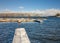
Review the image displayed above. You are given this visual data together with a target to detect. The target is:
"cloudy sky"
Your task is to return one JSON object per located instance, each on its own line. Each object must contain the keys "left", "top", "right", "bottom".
{"left": 0, "top": 0, "right": 60, "bottom": 16}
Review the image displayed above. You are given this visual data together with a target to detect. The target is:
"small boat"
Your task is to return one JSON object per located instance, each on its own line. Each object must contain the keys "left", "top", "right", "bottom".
{"left": 34, "top": 20, "right": 40, "bottom": 23}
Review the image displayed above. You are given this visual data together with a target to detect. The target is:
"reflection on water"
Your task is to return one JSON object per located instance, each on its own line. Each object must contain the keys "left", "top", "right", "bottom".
{"left": 0, "top": 17, "right": 60, "bottom": 43}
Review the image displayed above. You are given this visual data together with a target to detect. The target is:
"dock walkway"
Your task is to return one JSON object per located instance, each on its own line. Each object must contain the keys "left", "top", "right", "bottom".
{"left": 12, "top": 28, "right": 30, "bottom": 43}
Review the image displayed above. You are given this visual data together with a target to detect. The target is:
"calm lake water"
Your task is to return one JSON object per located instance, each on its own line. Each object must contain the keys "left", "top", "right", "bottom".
{"left": 0, "top": 17, "right": 60, "bottom": 43}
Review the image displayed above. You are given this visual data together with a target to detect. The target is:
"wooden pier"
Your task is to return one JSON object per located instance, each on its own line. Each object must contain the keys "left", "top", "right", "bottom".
{"left": 12, "top": 28, "right": 30, "bottom": 43}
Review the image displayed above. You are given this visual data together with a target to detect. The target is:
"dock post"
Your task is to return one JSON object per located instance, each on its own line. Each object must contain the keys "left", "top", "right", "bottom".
{"left": 12, "top": 28, "right": 30, "bottom": 43}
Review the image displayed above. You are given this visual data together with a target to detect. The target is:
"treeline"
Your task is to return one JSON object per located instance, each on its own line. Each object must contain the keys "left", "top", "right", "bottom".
{"left": 0, "top": 13, "right": 40, "bottom": 18}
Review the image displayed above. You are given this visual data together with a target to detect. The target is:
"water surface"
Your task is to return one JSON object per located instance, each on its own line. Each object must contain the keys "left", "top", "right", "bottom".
{"left": 0, "top": 17, "right": 60, "bottom": 43}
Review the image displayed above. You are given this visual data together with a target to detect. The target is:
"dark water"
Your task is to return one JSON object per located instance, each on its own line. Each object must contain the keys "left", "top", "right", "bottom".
{"left": 0, "top": 17, "right": 60, "bottom": 43}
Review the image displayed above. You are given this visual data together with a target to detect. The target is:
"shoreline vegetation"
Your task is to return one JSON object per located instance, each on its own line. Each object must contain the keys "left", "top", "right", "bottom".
{"left": 0, "top": 13, "right": 60, "bottom": 22}
{"left": 0, "top": 18, "right": 34, "bottom": 22}
{"left": 0, "top": 18, "right": 46, "bottom": 23}
{"left": 0, "top": 13, "right": 60, "bottom": 17}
